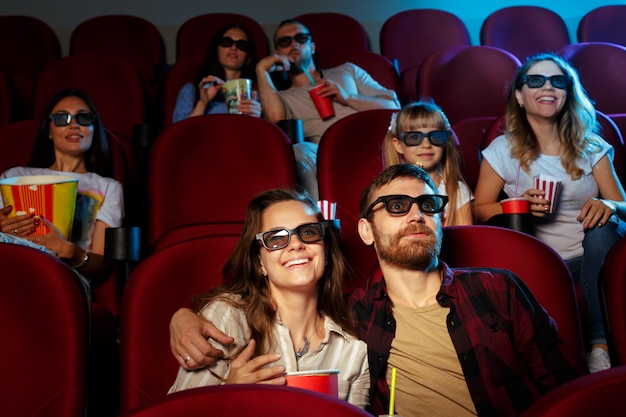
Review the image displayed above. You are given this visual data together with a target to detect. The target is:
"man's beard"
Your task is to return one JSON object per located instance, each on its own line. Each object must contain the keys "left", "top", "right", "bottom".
{"left": 288, "top": 64, "right": 304, "bottom": 75}
{"left": 372, "top": 223, "right": 441, "bottom": 271}
{"left": 287, "top": 50, "right": 308, "bottom": 75}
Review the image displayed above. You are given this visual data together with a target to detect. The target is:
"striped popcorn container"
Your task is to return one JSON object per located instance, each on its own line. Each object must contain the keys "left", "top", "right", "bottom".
{"left": 316, "top": 200, "right": 337, "bottom": 220}
{"left": 533, "top": 174, "right": 562, "bottom": 214}
{"left": 0, "top": 175, "right": 78, "bottom": 239}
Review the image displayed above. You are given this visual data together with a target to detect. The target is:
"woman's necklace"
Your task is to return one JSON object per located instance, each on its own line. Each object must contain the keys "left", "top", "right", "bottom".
{"left": 295, "top": 316, "right": 320, "bottom": 359}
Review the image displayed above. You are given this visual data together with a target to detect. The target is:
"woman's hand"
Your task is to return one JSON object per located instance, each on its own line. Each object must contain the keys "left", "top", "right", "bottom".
{"left": 522, "top": 188, "right": 550, "bottom": 218}
{"left": 578, "top": 198, "right": 617, "bottom": 229}
{"left": 25, "top": 216, "right": 72, "bottom": 257}
{"left": 225, "top": 340, "right": 285, "bottom": 385}
{"left": 0, "top": 206, "right": 37, "bottom": 237}
{"left": 237, "top": 91, "right": 262, "bottom": 117}
{"left": 197, "top": 76, "right": 225, "bottom": 104}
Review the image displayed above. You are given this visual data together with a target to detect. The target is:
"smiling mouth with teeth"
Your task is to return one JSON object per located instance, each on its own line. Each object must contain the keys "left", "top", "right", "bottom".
{"left": 284, "top": 258, "right": 310, "bottom": 268}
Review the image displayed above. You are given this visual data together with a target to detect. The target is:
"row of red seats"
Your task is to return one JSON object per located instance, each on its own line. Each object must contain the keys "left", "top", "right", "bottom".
{"left": 6, "top": 221, "right": 626, "bottom": 416}
{"left": 2, "top": 107, "right": 625, "bottom": 417}
{"left": 2, "top": 107, "right": 625, "bottom": 277}
{"left": 2, "top": 37, "right": 626, "bottom": 148}
{"left": 3, "top": 6, "right": 626, "bottom": 126}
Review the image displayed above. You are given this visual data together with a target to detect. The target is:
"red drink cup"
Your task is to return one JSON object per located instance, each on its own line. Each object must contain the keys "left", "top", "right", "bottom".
{"left": 309, "top": 84, "right": 335, "bottom": 120}
{"left": 284, "top": 369, "right": 339, "bottom": 397}
{"left": 500, "top": 197, "right": 530, "bottom": 214}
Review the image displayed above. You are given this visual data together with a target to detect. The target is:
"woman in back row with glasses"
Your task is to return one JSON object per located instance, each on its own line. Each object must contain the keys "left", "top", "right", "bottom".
{"left": 168, "top": 188, "right": 369, "bottom": 408}
{"left": 0, "top": 88, "right": 124, "bottom": 287}
{"left": 172, "top": 23, "right": 262, "bottom": 123}
{"left": 474, "top": 52, "right": 626, "bottom": 374}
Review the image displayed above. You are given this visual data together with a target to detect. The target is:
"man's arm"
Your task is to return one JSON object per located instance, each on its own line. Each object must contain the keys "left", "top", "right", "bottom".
{"left": 256, "top": 55, "right": 290, "bottom": 123}
{"left": 169, "top": 307, "right": 235, "bottom": 369}
{"left": 344, "top": 92, "right": 400, "bottom": 111}
{"left": 320, "top": 63, "right": 400, "bottom": 111}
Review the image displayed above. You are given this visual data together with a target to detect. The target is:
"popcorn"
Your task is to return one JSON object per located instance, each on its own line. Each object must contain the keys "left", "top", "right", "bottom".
{"left": 316, "top": 200, "right": 337, "bottom": 220}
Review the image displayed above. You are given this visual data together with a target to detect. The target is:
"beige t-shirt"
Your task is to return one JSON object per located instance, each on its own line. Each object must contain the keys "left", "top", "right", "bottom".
{"left": 386, "top": 302, "right": 477, "bottom": 416}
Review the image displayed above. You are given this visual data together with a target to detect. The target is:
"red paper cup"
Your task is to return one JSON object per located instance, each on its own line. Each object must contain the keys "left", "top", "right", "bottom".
{"left": 284, "top": 369, "right": 339, "bottom": 397}
{"left": 500, "top": 197, "right": 530, "bottom": 214}
{"left": 309, "top": 84, "right": 335, "bottom": 120}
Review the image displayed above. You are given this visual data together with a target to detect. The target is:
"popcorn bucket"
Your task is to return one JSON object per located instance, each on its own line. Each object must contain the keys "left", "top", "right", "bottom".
{"left": 533, "top": 174, "right": 562, "bottom": 214}
{"left": 316, "top": 200, "right": 337, "bottom": 220}
{"left": 0, "top": 175, "right": 79, "bottom": 239}
{"left": 221, "top": 78, "right": 252, "bottom": 114}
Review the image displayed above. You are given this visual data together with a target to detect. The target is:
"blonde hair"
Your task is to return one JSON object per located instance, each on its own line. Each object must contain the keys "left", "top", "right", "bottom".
{"left": 506, "top": 53, "right": 604, "bottom": 179}
{"left": 383, "top": 100, "right": 469, "bottom": 226}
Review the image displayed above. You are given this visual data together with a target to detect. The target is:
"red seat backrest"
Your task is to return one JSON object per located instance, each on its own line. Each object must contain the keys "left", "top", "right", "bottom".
{"left": 120, "top": 384, "right": 371, "bottom": 417}
{"left": 317, "top": 109, "right": 396, "bottom": 293}
{"left": 147, "top": 114, "right": 297, "bottom": 247}
{"left": 577, "top": 5, "right": 626, "bottom": 46}
{"left": 161, "top": 53, "right": 205, "bottom": 128}
{"left": 294, "top": 13, "right": 370, "bottom": 70}
{"left": 33, "top": 54, "right": 149, "bottom": 144}
{"left": 480, "top": 6, "right": 570, "bottom": 61}
{"left": 339, "top": 50, "right": 400, "bottom": 97}
{"left": 119, "top": 234, "right": 240, "bottom": 412}
{"left": 70, "top": 15, "right": 166, "bottom": 89}
{"left": 417, "top": 45, "right": 520, "bottom": 125}
{"left": 522, "top": 365, "right": 626, "bottom": 417}
{"left": 176, "top": 13, "right": 268, "bottom": 62}
{"left": 0, "top": 16, "right": 61, "bottom": 119}
{"left": 0, "top": 243, "right": 89, "bottom": 417}
{"left": 439, "top": 225, "right": 587, "bottom": 373}
{"left": 380, "top": 9, "right": 470, "bottom": 103}
{"left": 558, "top": 42, "right": 626, "bottom": 116}
{"left": 451, "top": 116, "right": 499, "bottom": 192}
{"left": 600, "top": 237, "right": 626, "bottom": 366}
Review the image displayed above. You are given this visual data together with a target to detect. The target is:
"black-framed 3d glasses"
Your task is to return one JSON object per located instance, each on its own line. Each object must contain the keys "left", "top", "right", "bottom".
{"left": 49, "top": 112, "right": 96, "bottom": 127}
{"left": 218, "top": 36, "right": 250, "bottom": 52}
{"left": 275, "top": 33, "right": 311, "bottom": 49}
{"left": 366, "top": 194, "right": 449, "bottom": 217}
{"left": 397, "top": 130, "right": 450, "bottom": 147}
{"left": 521, "top": 74, "right": 571, "bottom": 90}
{"left": 256, "top": 220, "right": 335, "bottom": 251}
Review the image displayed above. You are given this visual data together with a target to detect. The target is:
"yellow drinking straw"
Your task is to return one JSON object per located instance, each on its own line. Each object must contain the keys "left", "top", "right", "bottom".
{"left": 389, "top": 367, "right": 397, "bottom": 415}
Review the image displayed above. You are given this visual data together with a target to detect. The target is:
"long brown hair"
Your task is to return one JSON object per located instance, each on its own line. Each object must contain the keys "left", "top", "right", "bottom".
{"left": 383, "top": 100, "right": 469, "bottom": 226}
{"left": 191, "top": 188, "right": 354, "bottom": 357}
{"left": 506, "top": 53, "right": 603, "bottom": 180}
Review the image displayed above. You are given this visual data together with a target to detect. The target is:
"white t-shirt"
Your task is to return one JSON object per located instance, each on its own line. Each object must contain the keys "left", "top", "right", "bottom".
{"left": 438, "top": 180, "right": 473, "bottom": 225}
{"left": 482, "top": 135, "right": 612, "bottom": 260}
{"left": 280, "top": 62, "right": 399, "bottom": 144}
